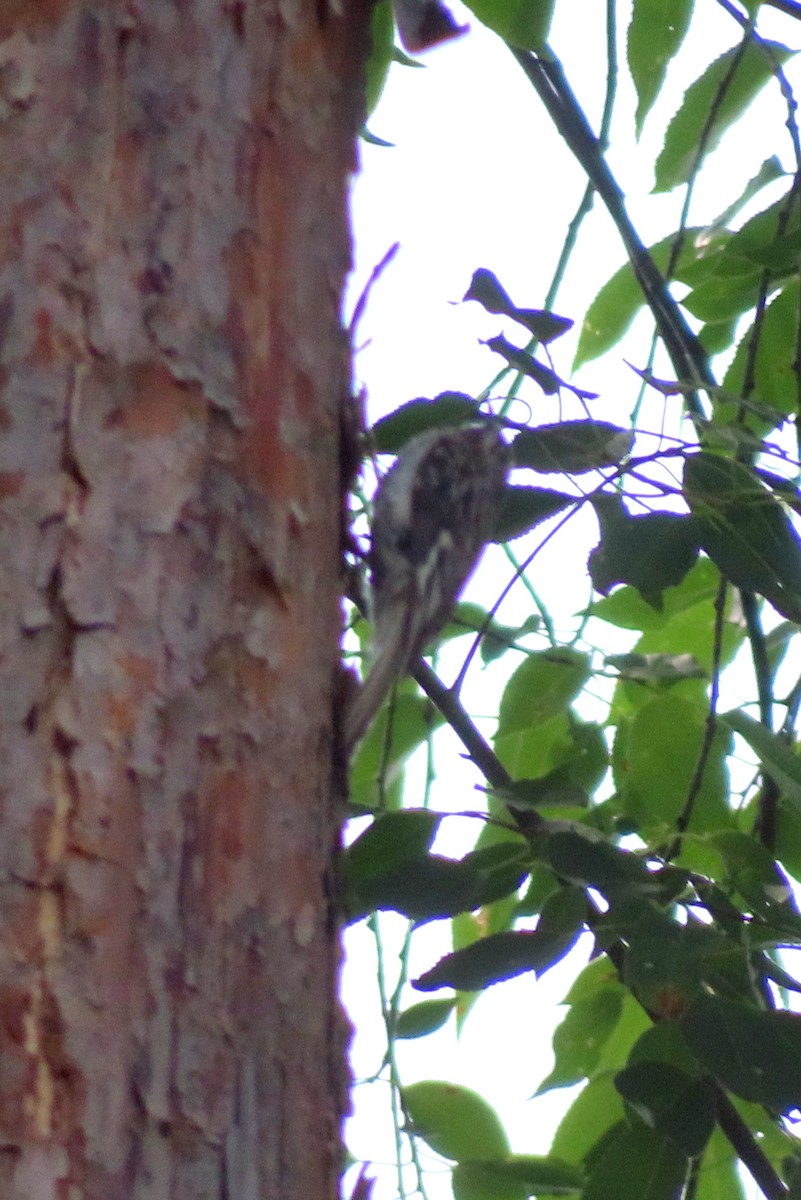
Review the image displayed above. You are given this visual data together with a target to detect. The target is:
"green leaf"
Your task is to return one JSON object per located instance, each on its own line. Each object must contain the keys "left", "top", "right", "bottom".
{"left": 439, "top": 601, "right": 493, "bottom": 645}
{"left": 654, "top": 40, "right": 793, "bottom": 192}
{"left": 359, "top": 126, "right": 395, "bottom": 147}
{"left": 541, "top": 829, "right": 655, "bottom": 895}
{"left": 514, "top": 422, "right": 633, "bottom": 474}
{"left": 575, "top": 230, "right": 705, "bottom": 368}
{"left": 694, "top": 1129, "right": 746, "bottom": 1200}
{"left": 495, "top": 775, "right": 587, "bottom": 812}
{"left": 464, "top": 842, "right": 531, "bottom": 908}
{"left": 453, "top": 1156, "right": 584, "bottom": 1199}
{"left": 735, "top": 1099, "right": 801, "bottom": 1179}
{"left": 554, "top": 719, "right": 609, "bottom": 795}
{"left": 631, "top": 588, "right": 744, "bottom": 679}
{"left": 497, "top": 650, "right": 591, "bottom": 736}
{"left": 460, "top": 0, "right": 555, "bottom": 50}
{"left": 615, "top": 1062, "right": 715, "bottom": 1157}
{"left": 495, "top": 714, "right": 573, "bottom": 782}
{"left": 720, "top": 280, "right": 801, "bottom": 430}
{"left": 682, "top": 995, "right": 801, "bottom": 1112}
{"left": 575, "top": 255, "right": 645, "bottom": 369}
{"left": 777, "top": 792, "right": 801, "bottom": 884}
{"left": 756, "top": 470, "right": 801, "bottom": 520}
{"left": 487, "top": 336, "right": 559, "bottom": 394}
{"left": 371, "top": 393, "right": 482, "bottom": 452}
{"left": 595, "top": 993, "right": 654, "bottom": 1075}
{"left": 617, "top": 693, "right": 730, "bottom": 832}
{"left": 590, "top": 557, "right": 722, "bottom": 632}
{"left": 495, "top": 1154, "right": 585, "bottom": 1190}
{"left": 487, "top": 336, "right": 598, "bottom": 400}
{"left": 515, "top": 865, "right": 562, "bottom": 918}
{"left": 344, "top": 808, "right": 440, "bottom": 884}
{"left": 403, "top": 1081, "right": 510, "bottom": 1161}
{"left": 721, "top": 710, "right": 801, "bottom": 815}
{"left": 493, "top": 485, "right": 574, "bottom": 542}
{"left": 464, "top": 268, "right": 573, "bottom": 343}
{"left": 682, "top": 272, "right": 763, "bottom": 324}
{"left": 354, "top": 852, "right": 482, "bottom": 922}
{"left": 725, "top": 189, "right": 801, "bottom": 271}
{"left": 604, "top": 652, "right": 706, "bottom": 684}
{"left": 582, "top": 1121, "right": 688, "bottom": 1200}
{"left": 551, "top": 1072, "right": 626, "bottom": 1163}
{"left": 627, "top": 0, "right": 693, "bottom": 136}
{"left": 415, "top": 888, "right": 585, "bottom": 992}
{"left": 627, "top": 1019, "right": 702, "bottom": 1077}
{"left": 536, "top": 987, "right": 625, "bottom": 1093}
{"left": 394, "top": 998, "right": 456, "bottom": 1039}
{"left": 563, "top": 954, "right": 619, "bottom": 1005}
{"left": 699, "top": 316, "right": 739, "bottom": 357}
{"left": 440, "top": 604, "right": 539, "bottom": 664}
{"left": 414, "top": 925, "right": 574, "bottom": 992}
{"left": 498, "top": 720, "right": 606, "bottom": 813}
{"left": 481, "top": 614, "right": 542, "bottom": 662}
{"left": 589, "top": 495, "right": 699, "bottom": 607}
{"left": 711, "top": 828, "right": 798, "bottom": 922}
{"left": 704, "top": 155, "right": 785, "bottom": 234}
{"left": 452, "top": 1162, "right": 527, "bottom": 1200}
{"left": 464, "top": 267, "right": 515, "bottom": 313}
{"left": 394, "top": 0, "right": 466, "bottom": 52}
{"left": 348, "top": 690, "right": 443, "bottom": 809}
{"left": 683, "top": 452, "right": 801, "bottom": 622}
{"left": 364, "top": 0, "right": 395, "bottom": 116}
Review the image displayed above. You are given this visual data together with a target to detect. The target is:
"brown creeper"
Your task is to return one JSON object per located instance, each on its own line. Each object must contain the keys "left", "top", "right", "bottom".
{"left": 344, "top": 422, "right": 508, "bottom": 753}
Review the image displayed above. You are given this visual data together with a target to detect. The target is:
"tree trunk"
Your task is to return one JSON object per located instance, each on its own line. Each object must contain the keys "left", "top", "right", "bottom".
{"left": 0, "top": 2, "right": 366, "bottom": 1196}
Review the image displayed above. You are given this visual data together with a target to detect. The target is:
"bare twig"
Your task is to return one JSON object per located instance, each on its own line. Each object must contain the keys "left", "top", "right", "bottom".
{"left": 715, "top": 1086, "right": 788, "bottom": 1200}
{"left": 510, "top": 47, "right": 715, "bottom": 422}
{"left": 765, "top": 0, "right": 801, "bottom": 20}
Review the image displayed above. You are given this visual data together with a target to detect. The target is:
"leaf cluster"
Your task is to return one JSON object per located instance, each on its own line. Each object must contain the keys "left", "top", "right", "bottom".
{"left": 348, "top": 3, "right": 801, "bottom": 1199}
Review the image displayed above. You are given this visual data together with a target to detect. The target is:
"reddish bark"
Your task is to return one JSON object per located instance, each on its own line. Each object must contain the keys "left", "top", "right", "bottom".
{"left": 0, "top": 2, "right": 366, "bottom": 1196}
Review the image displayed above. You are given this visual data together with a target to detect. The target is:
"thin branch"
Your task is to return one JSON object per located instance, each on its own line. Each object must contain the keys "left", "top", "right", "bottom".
{"left": 667, "top": 576, "right": 728, "bottom": 858}
{"left": 349, "top": 242, "right": 400, "bottom": 341}
{"left": 783, "top": 668, "right": 801, "bottom": 734}
{"left": 410, "top": 660, "right": 511, "bottom": 791}
{"left": 510, "top": 46, "right": 715, "bottom": 422}
{"left": 741, "top": 591, "right": 781, "bottom": 851}
{"left": 765, "top": 0, "right": 801, "bottom": 19}
{"left": 715, "top": 1086, "right": 788, "bottom": 1200}
{"left": 540, "top": 0, "right": 619, "bottom": 317}
{"left": 667, "top": 17, "right": 754, "bottom": 285}
{"left": 409, "top": 662, "right": 547, "bottom": 841}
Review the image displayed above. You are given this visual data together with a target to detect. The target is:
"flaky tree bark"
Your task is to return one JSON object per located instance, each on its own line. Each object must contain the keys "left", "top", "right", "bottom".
{"left": 0, "top": 2, "right": 366, "bottom": 1196}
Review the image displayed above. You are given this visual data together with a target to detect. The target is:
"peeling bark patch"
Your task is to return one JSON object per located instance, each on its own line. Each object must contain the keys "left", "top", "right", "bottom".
{"left": 0, "top": 0, "right": 67, "bottom": 42}
{"left": 0, "top": 468, "right": 24, "bottom": 498}
{"left": 0, "top": 294, "right": 14, "bottom": 354}
{"left": 199, "top": 769, "right": 261, "bottom": 918}
{"left": 76, "top": 9, "right": 101, "bottom": 96}
{"left": 104, "top": 365, "right": 204, "bottom": 438}
{"left": 22, "top": 981, "right": 83, "bottom": 1140}
{"left": 46, "top": 727, "right": 74, "bottom": 877}
{"left": 13, "top": 728, "right": 80, "bottom": 1140}
{"left": 227, "top": 0, "right": 246, "bottom": 39}
{"left": 292, "top": 902, "right": 316, "bottom": 948}
{"left": 23, "top": 983, "right": 56, "bottom": 1137}
{"left": 104, "top": 652, "right": 160, "bottom": 744}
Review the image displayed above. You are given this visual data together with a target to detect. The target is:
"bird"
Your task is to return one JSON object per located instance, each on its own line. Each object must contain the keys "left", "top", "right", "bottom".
{"left": 343, "top": 422, "right": 508, "bottom": 754}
